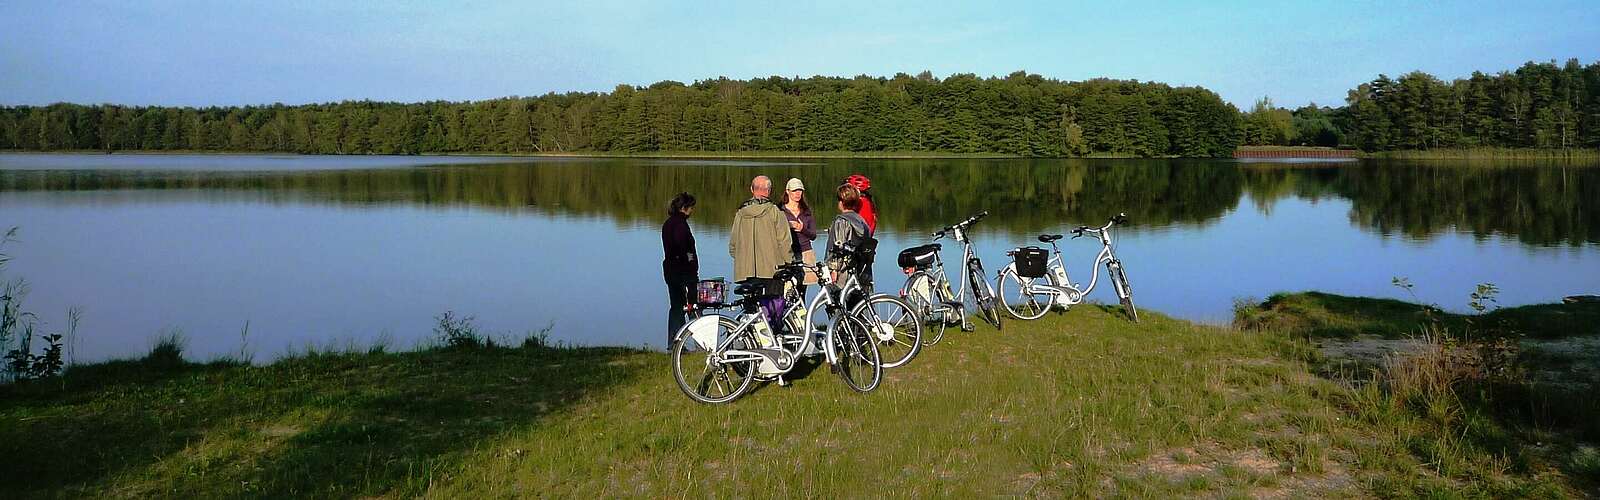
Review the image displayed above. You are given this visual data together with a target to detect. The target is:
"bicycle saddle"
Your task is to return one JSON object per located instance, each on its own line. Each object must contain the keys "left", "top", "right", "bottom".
{"left": 1037, "top": 234, "right": 1064, "bottom": 242}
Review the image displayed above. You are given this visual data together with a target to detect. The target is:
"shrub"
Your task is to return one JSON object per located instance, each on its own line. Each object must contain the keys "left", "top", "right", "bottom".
{"left": 434, "top": 310, "right": 483, "bottom": 349}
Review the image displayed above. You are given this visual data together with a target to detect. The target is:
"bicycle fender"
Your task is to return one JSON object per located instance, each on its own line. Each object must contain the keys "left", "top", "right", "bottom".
{"left": 686, "top": 315, "right": 722, "bottom": 349}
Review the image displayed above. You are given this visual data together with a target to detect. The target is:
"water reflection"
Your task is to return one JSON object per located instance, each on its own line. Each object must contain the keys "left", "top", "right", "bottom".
{"left": 3, "top": 157, "right": 1595, "bottom": 246}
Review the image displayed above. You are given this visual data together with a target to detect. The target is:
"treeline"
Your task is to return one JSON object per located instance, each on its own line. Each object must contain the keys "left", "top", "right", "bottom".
{"left": 1239, "top": 59, "right": 1600, "bottom": 151}
{"left": 4, "top": 61, "right": 1597, "bottom": 156}
{"left": 0, "top": 72, "right": 1242, "bottom": 157}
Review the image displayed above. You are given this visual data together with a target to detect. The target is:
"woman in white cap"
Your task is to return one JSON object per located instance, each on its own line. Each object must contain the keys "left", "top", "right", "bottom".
{"left": 781, "top": 178, "right": 818, "bottom": 288}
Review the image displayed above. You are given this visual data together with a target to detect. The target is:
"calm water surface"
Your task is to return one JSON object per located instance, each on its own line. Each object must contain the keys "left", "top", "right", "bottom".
{"left": 2, "top": 153, "right": 1596, "bottom": 362}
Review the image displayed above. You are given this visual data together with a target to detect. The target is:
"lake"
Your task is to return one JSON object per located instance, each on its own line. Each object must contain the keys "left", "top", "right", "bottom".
{"left": 1, "top": 153, "right": 1596, "bottom": 363}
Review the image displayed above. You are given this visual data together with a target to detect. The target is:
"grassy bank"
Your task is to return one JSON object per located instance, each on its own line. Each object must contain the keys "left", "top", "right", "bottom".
{"left": 1, "top": 150, "right": 1023, "bottom": 159}
{"left": 3, "top": 303, "right": 1596, "bottom": 497}
{"left": 1234, "top": 290, "right": 1600, "bottom": 339}
{"left": 1238, "top": 292, "right": 1600, "bottom": 493}
{"left": 1370, "top": 147, "right": 1600, "bottom": 160}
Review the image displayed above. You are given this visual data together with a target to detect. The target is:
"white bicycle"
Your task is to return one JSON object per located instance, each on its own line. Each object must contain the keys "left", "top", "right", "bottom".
{"left": 995, "top": 213, "right": 1138, "bottom": 323}
{"left": 671, "top": 239, "right": 921, "bottom": 404}
{"left": 899, "top": 211, "right": 1003, "bottom": 344}
{"left": 671, "top": 262, "right": 882, "bottom": 404}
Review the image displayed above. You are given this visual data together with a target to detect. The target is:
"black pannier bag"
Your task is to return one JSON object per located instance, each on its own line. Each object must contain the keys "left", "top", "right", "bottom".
{"left": 1013, "top": 246, "right": 1049, "bottom": 278}
{"left": 897, "top": 244, "right": 940, "bottom": 269}
{"left": 842, "top": 236, "right": 878, "bottom": 267}
{"left": 734, "top": 276, "right": 785, "bottom": 298}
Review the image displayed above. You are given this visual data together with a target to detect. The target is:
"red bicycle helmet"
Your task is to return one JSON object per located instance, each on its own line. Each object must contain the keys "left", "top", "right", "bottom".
{"left": 846, "top": 174, "right": 871, "bottom": 192}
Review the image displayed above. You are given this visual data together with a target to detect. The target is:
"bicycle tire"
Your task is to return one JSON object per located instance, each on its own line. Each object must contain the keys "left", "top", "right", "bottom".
{"left": 829, "top": 314, "right": 882, "bottom": 392}
{"left": 996, "top": 268, "right": 1051, "bottom": 321}
{"left": 671, "top": 316, "right": 757, "bottom": 404}
{"left": 967, "top": 261, "right": 1001, "bottom": 330}
{"left": 901, "top": 271, "right": 948, "bottom": 346}
{"left": 854, "top": 294, "right": 922, "bottom": 368}
{"left": 984, "top": 298, "right": 1004, "bottom": 330}
{"left": 1111, "top": 264, "right": 1139, "bottom": 323}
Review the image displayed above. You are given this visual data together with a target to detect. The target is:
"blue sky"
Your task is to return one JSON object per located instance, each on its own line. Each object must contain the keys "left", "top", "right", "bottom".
{"left": 2, "top": 0, "right": 1596, "bottom": 108}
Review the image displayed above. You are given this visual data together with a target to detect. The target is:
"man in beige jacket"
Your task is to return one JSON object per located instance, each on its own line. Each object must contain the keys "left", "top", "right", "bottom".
{"left": 729, "top": 175, "right": 793, "bottom": 281}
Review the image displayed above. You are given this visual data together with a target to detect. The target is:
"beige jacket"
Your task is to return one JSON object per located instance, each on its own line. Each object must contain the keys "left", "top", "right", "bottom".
{"left": 729, "top": 197, "right": 793, "bottom": 280}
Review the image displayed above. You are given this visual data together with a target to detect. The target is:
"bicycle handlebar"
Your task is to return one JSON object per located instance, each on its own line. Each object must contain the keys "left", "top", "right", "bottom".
{"left": 1074, "top": 213, "right": 1130, "bottom": 238}
{"left": 934, "top": 211, "right": 989, "bottom": 239}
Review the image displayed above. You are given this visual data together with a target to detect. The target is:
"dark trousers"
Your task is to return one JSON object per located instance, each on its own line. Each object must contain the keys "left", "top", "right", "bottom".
{"left": 665, "top": 271, "right": 696, "bottom": 345}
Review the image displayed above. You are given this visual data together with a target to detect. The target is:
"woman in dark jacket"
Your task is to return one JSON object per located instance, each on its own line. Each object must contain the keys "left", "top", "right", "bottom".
{"left": 781, "top": 178, "right": 818, "bottom": 289}
{"left": 662, "top": 192, "right": 698, "bottom": 345}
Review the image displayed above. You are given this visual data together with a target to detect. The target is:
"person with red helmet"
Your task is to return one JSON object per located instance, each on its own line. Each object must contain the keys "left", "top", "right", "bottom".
{"left": 845, "top": 174, "right": 877, "bottom": 233}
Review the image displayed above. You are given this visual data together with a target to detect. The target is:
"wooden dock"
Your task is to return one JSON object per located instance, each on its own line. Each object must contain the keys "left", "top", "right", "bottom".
{"left": 1233, "top": 148, "right": 1359, "bottom": 159}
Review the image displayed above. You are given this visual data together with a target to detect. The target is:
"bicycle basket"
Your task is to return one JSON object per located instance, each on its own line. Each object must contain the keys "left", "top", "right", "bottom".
{"left": 1013, "top": 247, "right": 1049, "bottom": 278}
{"left": 734, "top": 277, "right": 784, "bottom": 298}
{"left": 695, "top": 278, "right": 727, "bottom": 305}
{"left": 897, "top": 244, "right": 940, "bottom": 269}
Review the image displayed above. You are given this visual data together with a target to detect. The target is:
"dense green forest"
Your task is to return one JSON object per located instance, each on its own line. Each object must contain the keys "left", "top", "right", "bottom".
{"left": 0, "top": 72, "right": 1240, "bottom": 157}
{"left": 1, "top": 60, "right": 1597, "bottom": 156}
{"left": 1241, "top": 59, "right": 1600, "bottom": 151}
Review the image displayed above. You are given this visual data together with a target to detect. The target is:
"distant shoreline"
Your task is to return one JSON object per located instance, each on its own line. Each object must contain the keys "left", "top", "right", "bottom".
{"left": 3, "top": 148, "right": 1596, "bottom": 161}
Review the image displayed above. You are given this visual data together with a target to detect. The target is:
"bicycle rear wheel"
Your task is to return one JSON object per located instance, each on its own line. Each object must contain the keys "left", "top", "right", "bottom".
{"left": 901, "top": 271, "right": 948, "bottom": 346}
{"left": 996, "top": 268, "right": 1051, "bottom": 321}
{"left": 829, "top": 314, "right": 882, "bottom": 392}
{"left": 671, "top": 316, "right": 756, "bottom": 404}
{"left": 855, "top": 294, "right": 922, "bottom": 368}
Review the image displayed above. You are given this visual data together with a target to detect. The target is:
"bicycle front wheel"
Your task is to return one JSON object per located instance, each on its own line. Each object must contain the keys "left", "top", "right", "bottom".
{"left": 968, "top": 262, "right": 1002, "bottom": 330}
{"left": 901, "top": 271, "right": 948, "bottom": 346}
{"left": 1110, "top": 262, "right": 1139, "bottom": 323}
{"left": 671, "top": 316, "right": 756, "bottom": 404}
{"left": 996, "top": 268, "right": 1051, "bottom": 321}
{"left": 854, "top": 294, "right": 922, "bottom": 368}
{"left": 829, "top": 314, "right": 883, "bottom": 392}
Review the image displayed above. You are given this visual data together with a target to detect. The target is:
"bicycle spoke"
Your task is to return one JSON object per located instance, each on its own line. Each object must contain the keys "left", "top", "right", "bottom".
{"left": 696, "top": 365, "right": 716, "bottom": 395}
{"left": 714, "top": 368, "right": 734, "bottom": 396}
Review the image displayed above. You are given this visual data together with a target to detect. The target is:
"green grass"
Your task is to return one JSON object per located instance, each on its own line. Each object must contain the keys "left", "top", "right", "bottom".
{"left": 2, "top": 304, "right": 1593, "bottom": 497}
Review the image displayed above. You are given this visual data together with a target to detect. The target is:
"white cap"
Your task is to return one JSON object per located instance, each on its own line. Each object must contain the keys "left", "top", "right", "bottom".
{"left": 786, "top": 178, "right": 805, "bottom": 191}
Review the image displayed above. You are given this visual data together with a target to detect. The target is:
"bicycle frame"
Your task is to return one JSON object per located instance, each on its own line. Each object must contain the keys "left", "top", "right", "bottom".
{"left": 1014, "top": 218, "right": 1127, "bottom": 307}
{"left": 902, "top": 213, "right": 995, "bottom": 331}
{"left": 680, "top": 266, "right": 851, "bottom": 378}
{"left": 1073, "top": 220, "right": 1130, "bottom": 301}
{"left": 806, "top": 260, "right": 890, "bottom": 362}
{"left": 750, "top": 262, "right": 880, "bottom": 362}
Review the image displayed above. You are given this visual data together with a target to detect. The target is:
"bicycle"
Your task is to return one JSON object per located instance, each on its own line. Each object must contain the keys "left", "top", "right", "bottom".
{"left": 801, "top": 238, "right": 923, "bottom": 369}
{"left": 899, "top": 211, "right": 1002, "bottom": 342}
{"left": 995, "top": 213, "right": 1138, "bottom": 323}
{"left": 671, "top": 262, "right": 883, "bottom": 404}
